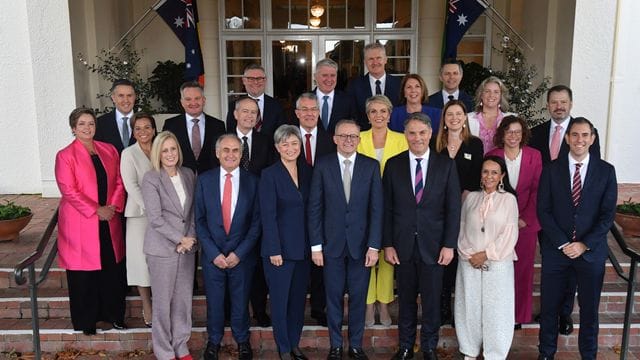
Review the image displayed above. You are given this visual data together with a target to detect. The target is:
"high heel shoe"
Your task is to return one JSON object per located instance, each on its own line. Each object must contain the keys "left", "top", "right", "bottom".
{"left": 142, "top": 310, "right": 152, "bottom": 328}
{"left": 365, "top": 303, "right": 375, "bottom": 327}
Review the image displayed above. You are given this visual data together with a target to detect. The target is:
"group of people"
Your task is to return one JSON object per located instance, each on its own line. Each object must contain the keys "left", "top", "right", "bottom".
{"left": 54, "top": 41, "right": 617, "bottom": 360}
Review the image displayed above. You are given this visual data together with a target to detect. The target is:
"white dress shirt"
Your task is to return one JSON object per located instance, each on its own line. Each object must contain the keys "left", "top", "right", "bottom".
{"left": 368, "top": 73, "right": 387, "bottom": 95}
{"left": 505, "top": 149, "right": 522, "bottom": 189}
{"left": 219, "top": 167, "right": 240, "bottom": 220}
{"left": 236, "top": 128, "right": 253, "bottom": 156}
{"left": 316, "top": 89, "right": 335, "bottom": 120}
{"left": 115, "top": 109, "right": 134, "bottom": 141}
{"left": 548, "top": 116, "right": 571, "bottom": 145}
{"left": 441, "top": 89, "right": 460, "bottom": 104}
{"left": 300, "top": 126, "right": 318, "bottom": 163}
{"left": 185, "top": 113, "right": 205, "bottom": 147}
{"left": 249, "top": 93, "right": 265, "bottom": 116}
{"left": 409, "top": 149, "right": 430, "bottom": 194}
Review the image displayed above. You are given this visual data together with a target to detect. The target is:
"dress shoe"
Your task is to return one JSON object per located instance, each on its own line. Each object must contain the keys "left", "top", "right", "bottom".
{"left": 391, "top": 348, "right": 413, "bottom": 360}
{"left": 290, "top": 347, "right": 308, "bottom": 360}
{"left": 142, "top": 310, "right": 152, "bottom": 328}
{"left": 254, "top": 312, "right": 271, "bottom": 327}
{"left": 178, "top": 354, "right": 193, "bottom": 360}
{"left": 514, "top": 323, "right": 522, "bottom": 330}
{"left": 312, "top": 312, "right": 328, "bottom": 327}
{"left": 534, "top": 313, "right": 541, "bottom": 323}
{"left": 348, "top": 347, "right": 368, "bottom": 360}
{"left": 279, "top": 352, "right": 292, "bottom": 360}
{"left": 422, "top": 349, "right": 438, "bottom": 360}
{"left": 203, "top": 342, "right": 220, "bottom": 360}
{"left": 238, "top": 341, "right": 253, "bottom": 360}
{"left": 558, "top": 315, "right": 574, "bottom": 335}
{"left": 537, "top": 355, "right": 554, "bottom": 360}
{"left": 327, "top": 346, "right": 343, "bottom": 360}
{"left": 82, "top": 328, "right": 96, "bottom": 336}
{"left": 112, "top": 321, "right": 127, "bottom": 330}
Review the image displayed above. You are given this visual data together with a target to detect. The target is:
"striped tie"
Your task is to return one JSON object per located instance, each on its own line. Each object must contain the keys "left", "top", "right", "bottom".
{"left": 415, "top": 158, "right": 423, "bottom": 204}
{"left": 571, "top": 163, "right": 582, "bottom": 241}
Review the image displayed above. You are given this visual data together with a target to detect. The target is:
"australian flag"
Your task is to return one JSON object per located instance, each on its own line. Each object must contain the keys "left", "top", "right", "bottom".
{"left": 155, "top": 0, "right": 205, "bottom": 84}
{"left": 443, "top": 0, "right": 486, "bottom": 59}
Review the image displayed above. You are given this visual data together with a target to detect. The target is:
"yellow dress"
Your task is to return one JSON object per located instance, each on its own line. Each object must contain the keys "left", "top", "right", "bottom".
{"left": 357, "top": 129, "right": 408, "bottom": 304}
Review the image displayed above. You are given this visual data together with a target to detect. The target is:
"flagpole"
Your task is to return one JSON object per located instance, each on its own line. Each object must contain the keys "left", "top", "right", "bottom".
{"left": 109, "top": 0, "right": 165, "bottom": 53}
{"left": 476, "top": 0, "right": 534, "bottom": 51}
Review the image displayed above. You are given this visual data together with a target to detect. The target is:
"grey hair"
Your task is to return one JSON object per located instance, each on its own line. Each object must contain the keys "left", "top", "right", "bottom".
{"left": 364, "top": 43, "right": 386, "bottom": 57}
{"left": 274, "top": 124, "right": 303, "bottom": 145}
{"left": 215, "top": 133, "right": 243, "bottom": 156}
{"left": 295, "top": 92, "right": 319, "bottom": 109}
{"left": 403, "top": 112, "right": 432, "bottom": 129}
{"left": 316, "top": 58, "right": 338, "bottom": 72}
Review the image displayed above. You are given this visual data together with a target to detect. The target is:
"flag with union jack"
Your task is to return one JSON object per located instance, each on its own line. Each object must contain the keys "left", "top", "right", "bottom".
{"left": 443, "top": 0, "right": 486, "bottom": 60}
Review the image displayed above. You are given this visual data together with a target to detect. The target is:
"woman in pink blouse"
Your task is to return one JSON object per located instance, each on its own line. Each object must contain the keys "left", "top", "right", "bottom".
{"left": 454, "top": 155, "right": 519, "bottom": 360}
{"left": 467, "top": 77, "right": 515, "bottom": 154}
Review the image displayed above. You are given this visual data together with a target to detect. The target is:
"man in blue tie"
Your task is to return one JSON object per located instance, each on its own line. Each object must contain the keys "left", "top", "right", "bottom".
{"left": 312, "top": 58, "right": 354, "bottom": 135}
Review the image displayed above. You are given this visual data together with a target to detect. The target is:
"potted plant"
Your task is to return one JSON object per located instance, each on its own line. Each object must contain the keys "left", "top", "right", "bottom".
{"left": 615, "top": 198, "right": 640, "bottom": 237}
{"left": 0, "top": 200, "right": 33, "bottom": 241}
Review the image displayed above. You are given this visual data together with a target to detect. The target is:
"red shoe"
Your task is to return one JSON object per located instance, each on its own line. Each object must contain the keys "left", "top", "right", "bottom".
{"left": 178, "top": 354, "right": 193, "bottom": 360}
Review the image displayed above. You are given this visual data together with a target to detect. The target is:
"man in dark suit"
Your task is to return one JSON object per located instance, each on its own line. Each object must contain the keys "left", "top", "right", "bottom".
{"left": 427, "top": 60, "right": 474, "bottom": 111}
{"left": 383, "top": 112, "right": 461, "bottom": 360}
{"left": 163, "top": 81, "right": 226, "bottom": 174}
{"left": 312, "top": 58, "right": 355, "bottom": 134}
{"left": 195, "top": 134, "right": 261, "bottom": 360}
{"left": 231, "top": 96, "right": 274, "bottom": 327}
{"left": 529, "top": 85, "right": 601, "bottom": 335}
{"left": 537, "top": 118, "right": 617, "bottom": 360}
{"left": 293, "top": 92, "right": 336, "bottom": 326}
{"left": 95, "top": 79, "right": 137, "bottom": 153}
{"left": 347, "top": 43, "right": 401, "bottom": 130}
{"left": 308, "top": 120, "right": 383, "bottom": 360}
{"left": 226, "top": 64, "right": 287, "bottom": 140}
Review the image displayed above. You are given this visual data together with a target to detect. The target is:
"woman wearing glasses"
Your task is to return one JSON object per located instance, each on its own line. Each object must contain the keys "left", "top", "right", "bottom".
{"left": 454, "top": 155, "right": 519, "bottom": 360}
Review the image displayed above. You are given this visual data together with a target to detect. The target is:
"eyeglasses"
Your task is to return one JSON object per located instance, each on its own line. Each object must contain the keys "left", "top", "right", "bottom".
{"left": 335, "top": 134, "right": 360, "bottom": 141}
{"left": 244, "top": 76, "right": 266, "bottom": 82}
{"left": 297, "top": 107, "right": 319, "bottom": 112}
{"left": 505, "top": 130, "right": 522, "bottom": 136}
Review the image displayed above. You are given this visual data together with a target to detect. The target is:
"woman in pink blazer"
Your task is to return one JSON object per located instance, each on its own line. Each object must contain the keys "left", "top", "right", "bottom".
{"left": 487, "top": 115, "right": 542, "bottom": 328}
{"left": 55, "top": 107, "right": 127, "bottom": 335}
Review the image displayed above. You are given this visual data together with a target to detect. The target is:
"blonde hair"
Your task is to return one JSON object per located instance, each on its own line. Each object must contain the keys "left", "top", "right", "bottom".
{"left": 474, "top": 76, "right": 510, "bottom": 112}
{"left": 150, "top": 131, "right": 183, "bottom": 171}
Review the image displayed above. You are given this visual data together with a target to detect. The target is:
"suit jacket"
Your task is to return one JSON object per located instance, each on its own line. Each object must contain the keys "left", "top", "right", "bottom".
{"left": 299, "top": 125, "right": 336, "bottom": 166}
{"left": 308, "top": 153, "right": 383, "bottom": 259}
{"left": 55, "top": 140, "right": 126, "bottom": 270}
{"left": 259, "top": 161, "right": 312, "bottom": 260}
{"left": 530, "top": 118, "right": 602, "bottom": 164}
{"left": 95, "top": 111, "right": 135, "bottom": 154}
{"left": 141, "top": 166, "right": 196, "bottom": 257}
{"left": 427, "top": 89, "right": 474, "bottom": 111}
{"left": 120, "top": 142, "right": 153, "bottom": 218}
{"left": 382, "top": 151, "right": 461, "bottom": 264}
{"left": 226, "top": 94, "right": 286, "bottom": 140}
{"left": 347, "top": 73, "right": 401, "bottom": 130}
{"left": 162, "top": 113, "right": 226, "bottom": 174}
{"left": 195, "top": 167, "right": 261, "bottom": 263}
{"left": 312, "top": 88, "right": 355, "bottom": 134}
{"left": 232, "top": 130, "right": 274, "bottom": 177}
{"left": 537, "top": 155, "right": 617, "bottom": 263}
{"left": 357, "top": 129, "right": 408, "bottom": 174}
{"left": 487, "top": 146, "right": 542, "bottom": 233}
{"left": 434, "top": 136, "right": 484, "bottom": 193}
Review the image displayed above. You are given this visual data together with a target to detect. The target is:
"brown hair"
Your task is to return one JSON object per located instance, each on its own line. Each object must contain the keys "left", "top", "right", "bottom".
{"left": 435, "top": 100, "right": 472, "bottom": 152}
{"left": 493, "top": 115, "right": 530, "bottom": 148}
{"left": 399, "top": 74, "right": 428, "bottom": 105}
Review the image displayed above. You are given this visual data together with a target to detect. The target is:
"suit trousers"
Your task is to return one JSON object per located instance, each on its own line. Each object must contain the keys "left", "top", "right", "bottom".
{"left": 324, "top": 255, "right": 371, "bottom": 348}
{"left": 202, "top": 255, "right": 255, "bottom": 344}
{"left": 310, "top": 262, "right": 326, "bottom": 317}
{"left": 396, "top": 258, "right": 443, "bottom": 351}
{"left": 264, "top": 258, "right": 310, "bottom": 353}
{"left": 538, "top": 250, "right": 605, "bottom": 360}
{"left": 147, "top": 252, "right": 195, "bottom": 360}
{"left": 250, "top": 255, "right": 269, "bottom": 317}
{"left": 514, "top": 228, "right": 537, "bottom": 324}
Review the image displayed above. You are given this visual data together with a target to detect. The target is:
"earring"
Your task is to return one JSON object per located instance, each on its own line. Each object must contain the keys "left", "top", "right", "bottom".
{"left": 479, "top": 101, "right": 483, "bottom": 107}
{"left": 463, "top": 123, "right": 466, "bottom": 128}
{"left": 498, "top": 179, "right": 505, "bottom": 192}
{"left": 444, "top": 125, "right": 448, "bottom": 130}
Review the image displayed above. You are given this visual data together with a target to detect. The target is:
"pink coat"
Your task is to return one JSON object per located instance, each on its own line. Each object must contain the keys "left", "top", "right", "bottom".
{"left": 55, "top": 139, "right": 126, "bottom": 270}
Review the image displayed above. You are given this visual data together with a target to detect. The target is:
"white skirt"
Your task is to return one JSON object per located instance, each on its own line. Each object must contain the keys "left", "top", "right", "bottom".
{"left": 125, "top": 216, "right": 151, "bottom": 287}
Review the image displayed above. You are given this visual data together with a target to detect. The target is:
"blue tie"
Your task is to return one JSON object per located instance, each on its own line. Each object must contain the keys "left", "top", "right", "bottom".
{"left": 321, "top": 95, "right": 329, "bottom": 129}
{"left": 415, "top": 158, "right": 423, "bottom": 203}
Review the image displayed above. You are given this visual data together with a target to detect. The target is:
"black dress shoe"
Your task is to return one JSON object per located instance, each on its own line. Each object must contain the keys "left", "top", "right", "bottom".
{"left": 422, "top": 349, "right": 438, "bottom": 360}
{"left": 558, "top": 315, "right": 574, "bottom": 335}
{"left": 254, "top": 312, "right": 272, "bottom": 327}
{"left": 312, "top": 312, "right": 328, "bottom": 327}
{"left": 238, "top": 341, "right": 253, "bottom": 360}
{"left": 348, "top": 347, "right": 368, "bottom": 360}
{"left": 82, "top": 328, "right": 96, "bottom": 336}
{"left": 534, "top": 313, "right": 541, "bottom": 323}
{"left": 391, "top": 348, "right": 413, "bottom": 360}
{"left": 112, "top": 321, "right": 127, "bottom": 330}
{"left": 327, "top": 346, "right": 343, "bottom": 360}
{"left": 203, "top": 342, "right": 220, "bottom": 360}
{"left": 279, "top": 352, "right": 292, "bottom": 360}
{"left": 290, "top": 347, "right": 308, "bottom": 360}
{"left": 514, "top": 323, "right": 522, "bottom": 330}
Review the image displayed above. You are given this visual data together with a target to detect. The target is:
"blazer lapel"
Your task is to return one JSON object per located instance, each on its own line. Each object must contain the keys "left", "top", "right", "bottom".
{"left": 420, "top": 152, "right": 438, "bottom": 206}
{"left": 396, "top": 152, "right": 415, "bottom": 204}
{"left": 178, "top": 167, "right": 193, "bottom": 219}
{"left": 160, "top": 170, "right": 183, "bottom": 215}
{"left": 331, "top": 155, "right": 348, "bottom": 204}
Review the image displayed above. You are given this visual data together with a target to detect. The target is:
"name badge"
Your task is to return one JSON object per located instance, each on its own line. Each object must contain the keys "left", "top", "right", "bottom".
{"left": 464, "top": 153, "right": 472, "bottom": 160}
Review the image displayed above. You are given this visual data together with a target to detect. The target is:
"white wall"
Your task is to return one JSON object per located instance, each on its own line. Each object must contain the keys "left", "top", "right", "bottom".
{"left": 0, "top": 1, "right": 76, "bottom": 196}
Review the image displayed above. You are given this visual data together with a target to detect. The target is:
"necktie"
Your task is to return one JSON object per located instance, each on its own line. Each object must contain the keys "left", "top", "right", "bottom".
{"left": 304, "top": 133, "right": 313, "bottom": 166}
{"left": 121, "top": 117, "right": 129, "bottom": 148}
{"left": 254, "top": 98, "right": 263, "bottom": 132}
{"left": 191, "top": 119, "right": 202, "bottom": 159}
{"left": 222, "top": 173, "right": 232, "bottom": 234}
{"left": 550, "top": 125, "right": 562, "bottom": 160}
{"left": 321, "top": 95, "right": 329, "bottom": 130}
{"left": 375, "top": 79, "right": 382, "bottom": 95}
{"left": 241, "top": 136, "right": 250, "bottom": 171}
{"left": 415, "top": 158, "right": 423, "bottom": 204}
{"left": 571, "top": 163, "right": 582, "bottom": 241}
{"left": 343, "top": 159, "right": 352, "bottom": 203}
{"left": 447, "top": 95, "right": 455, "bottom": 102}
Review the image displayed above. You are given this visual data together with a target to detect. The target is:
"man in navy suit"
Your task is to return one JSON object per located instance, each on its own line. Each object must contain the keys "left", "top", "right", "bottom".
{"left": 308, "top": 120, "right": 383, "bottom": 360}
{"left": 95, "top": 79, "right": 137, "bottom": 153}
{"left": 529, "top": 85, "right": 601, "bottom": 335}
{"left": 195, "top": 134, "right": 261, "bottom": 360}
{"left": 537, "top": 118, "right": 617, "bottom": 360}
{"left": 163, "top": 81, "right": 226, "bottom": 174}
{"left": 427, "top": 60, "right": 474, "bottom": 111}
{"left": 226, "top": 64, "right": 287, "bottom": 140}
{"left": 347, "top": 43, "right": 401, "bottom": 131}
{"left": 312, "top": 58, "right": 355, "bottom": 134}
{"left": 383, "top": 112, "right": 461, "bottom": 360}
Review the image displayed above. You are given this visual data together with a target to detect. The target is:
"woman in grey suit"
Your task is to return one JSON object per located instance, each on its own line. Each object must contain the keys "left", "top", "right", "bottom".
{"left": 120, "top": 113, "right": 156, "bottom": 327}
{"left": 141, "top": 131, "right": 197, "bottom": 360}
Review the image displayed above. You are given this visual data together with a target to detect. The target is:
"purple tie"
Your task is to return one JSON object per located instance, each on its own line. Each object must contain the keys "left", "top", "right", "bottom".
{"left": 415, "top": 158, "right": 423, "bottom": 203}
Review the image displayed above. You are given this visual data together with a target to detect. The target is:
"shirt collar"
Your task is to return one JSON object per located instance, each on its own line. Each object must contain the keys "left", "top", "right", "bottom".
{"left": 300, "top": 126, "right": 318, "bottom": 137}
{"left": 236, "top": 128, "right": 253, "bottom": 139}
{"left": 442, "top": 89, "right": 460, "bottom": 98}
{"left": 569, "top": 152, "right": 590, "bottom": 168}
{"left": 337, "top": 152, "right": 355, "bottom": 164}
{"left": 115, "top": 109, "right": 134, "bottom": 121}
{"left": 409, "top": 148, "right": 430, "bottom": 162}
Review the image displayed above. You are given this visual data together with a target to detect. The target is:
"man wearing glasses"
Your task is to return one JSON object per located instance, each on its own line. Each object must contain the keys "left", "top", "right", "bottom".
{"left": 308, "top": 119, "right": 383, "bottom": 360}
{"left": 226, "top": 64, "right": 287, "bottom": 140}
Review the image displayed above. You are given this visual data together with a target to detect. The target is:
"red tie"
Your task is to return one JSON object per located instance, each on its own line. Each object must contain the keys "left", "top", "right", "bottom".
{"left": 222, "top": 173, "right": 232, "bottom": 234}
{"left": 305, "top": 133, "right": 313, "bottom": 166}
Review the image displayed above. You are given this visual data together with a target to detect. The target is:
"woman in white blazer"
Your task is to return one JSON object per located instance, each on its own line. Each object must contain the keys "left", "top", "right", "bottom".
{"left": 120, "top": 113, "right": 156, "bottom": 327}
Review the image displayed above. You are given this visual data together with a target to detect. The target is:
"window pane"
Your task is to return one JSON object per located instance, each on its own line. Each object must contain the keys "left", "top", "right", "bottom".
{"left": 291, "top": 2, "right": 309, "bottom": 29}
{"left": 227, "top": 76, "right": 245, "bottom": 94}
{"left": 387, "top": 58, "right": 409, "bottom": 75}
{"left": 377, "top": 39, "right": 410, "bottom": 75}
{"left": 395, "top": 0, "right": 411, "bottom": 28}
{"left": 348, "top": 1, "right": 365, "bottom": 28}
{"left": 272, "top": 0, "right": 290, "bottom": 29}
{"left": 377, "top": 0, "right": 411, "bottom": 29}
{"left": 272, "top": 40, "right": 313, "bottom": 115}
{"left": 224, "top": 0, "right": 261, "bottom": 29}
{"left": 227, "top": 59, "right": 261, "bottom": 75}
{"left": 226, "top": 40, "right": 261, "bottom": 58}
{"left": 328, "top": 0, "right": 345, "bottom": 28}
{"left": 324, "top": 40, "right": 365, "bottom": 91}
{"left": 225, "top": 40, "right": 262, "bottom": 95}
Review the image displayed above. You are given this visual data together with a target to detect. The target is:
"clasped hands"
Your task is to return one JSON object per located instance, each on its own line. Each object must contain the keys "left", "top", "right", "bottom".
{"left": 96, "top": 205, "right": 116, "bottom": 221}
{"left": 176, "top": 236, "right": 197, "bottom": 254}
{"left": 562, "top": 241, "right": 587, "bottom": 259}
{"left": 213, "top": 252, "right": 240, "bottom": 269}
